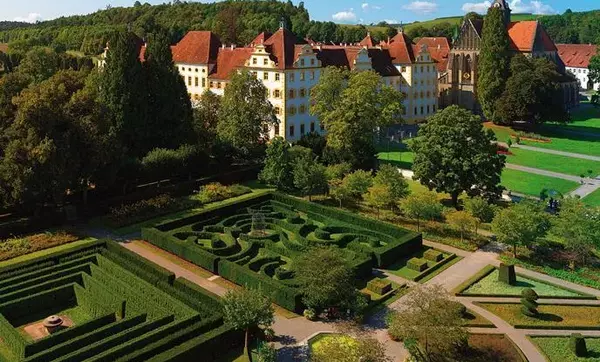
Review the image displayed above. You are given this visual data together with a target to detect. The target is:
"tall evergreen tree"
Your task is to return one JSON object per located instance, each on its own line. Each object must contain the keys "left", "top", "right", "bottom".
{"left": 477, "top": 6, "right": 510, "bottom": 121}
{"left": 99, "top": 31, "right": 147, "bottom": 157}
{"left": 143, "top": 29, "right": 193, "bottom": 153}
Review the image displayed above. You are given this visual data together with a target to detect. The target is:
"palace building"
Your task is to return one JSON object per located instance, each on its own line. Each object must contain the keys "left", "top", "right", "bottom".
{"left": 557, "top": 44, "right": 599, "bottom": 91}
{"left": 167, "top": 24, "right": 440, "bottom": 141}
{"left": 439, "top": 0, "right": 579, "bottom": 114}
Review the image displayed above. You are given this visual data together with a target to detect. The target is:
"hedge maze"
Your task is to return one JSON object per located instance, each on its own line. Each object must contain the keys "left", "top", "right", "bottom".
{"left": 0, "top": 240, "right": 240, "bottom": 362}
{"left": 142, "top": 193, "right": 422, "bottom": 312}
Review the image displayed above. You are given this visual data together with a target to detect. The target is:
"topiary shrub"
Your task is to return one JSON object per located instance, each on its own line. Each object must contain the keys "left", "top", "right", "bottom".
{"left": 407, "top": 257, "right": 428, "bottom": 272}
{"left": 303, "top": 308, "right": 317, "bottom": 321}
{"left": 569, "top": 333, "right": 588, "bottom": 357}
{"left": 498, "top": 263, "right": 516, "bottom": 285}
{"left": 423, "top": 249, "right": 443, "bottom": 262}
{"left": 367, "top": 278, "right": 392, "bottom": 295}
{"left": 446, "top": 300, "right": 467, "bottom": 317}
{"left": 520, "top": 288, "right": 539, "bottom": 317}
{"left": 313, "top": 229, "right": 331, "bottom": 240}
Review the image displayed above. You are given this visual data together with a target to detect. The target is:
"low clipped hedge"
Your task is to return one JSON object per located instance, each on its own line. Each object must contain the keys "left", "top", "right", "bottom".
{"left": 367, "top": 278, "right": 392, "bottom": 295}
{"left": 104, "top": 240, "right": 175, "bottom": 286}
{"left": 171, "top": 277, "right": 223, "bottom": 318}
{"left": 407, "top": 257, "right": 428, "bottom": 272}
{"left": 0, "top": 283, "right": 77, "bottom": 323}
{"left": 0, "top": 313, "right": 27, "bottom": 358}
{"left": 452, "top": 265, "right": 496, "bottom": 295}
{"left": 424, "top": 249, "right": 443, "bottom": 262}
{"left": 412, "top": 254, "right": 457, "bottom": 282}
{"left": 219, "top": 259, "right": 302, "bottom": 312}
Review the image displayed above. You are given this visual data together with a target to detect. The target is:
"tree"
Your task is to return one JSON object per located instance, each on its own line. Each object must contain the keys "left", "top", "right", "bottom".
{"left": 329, "top": 178, "right": 352, "bottom": 207}
{"left": 464, "top": 196, "right": 497, "bottom": 234}
{"left": 363, "top": 185, "right": 392, "bottom": 218}
{"left": 143, "top": 29, "right": 193, "bottom": 153}
{"left": 387, "top": 284, "right": 468, "bottom": 359}
{"left": 589, "top": 54, "right": 600, "bottom": 88}
{"left": 491, "top": 201, "right": 551, "bottom": 258}
{"left": 477, "top": 6, "right": 510, "bottom": 121}
{"left": 295, "top": 131, "right": 327, "bottom": 159}
{"left": 399, "top": 191, "right": 443, "bottom": 231}
{"left": 374, "top": 163, "right": 409, "bottom": 202}
{"left": 222, "top": 288, "right": 275, "bottom": 361}
{"left": 551, "top": 198, "right": 600, "bottom": 266}
{"left": 446, "top": 210, "right": 477, "bottom": 242}
{"left": 520, "top": 288, "right": 539, "bottom": 317}
{"left": 325, "top": 163, "right": 352, "bottom": 181}
{"left": 99, "top": 31, "right": 147, "bottom": 157}
{"left": 16, "top": 47, "right": 60, "bottom": 83}
{"left": 295, "top": 247, "right": 357, "bottom": 313}
{"left": 293, "top": 156, "right": 328, "bottom": 201}
{"left": 0, "top": 72, "right": 30, "bottom": 134}
{"left": 311, "top": 68, "right": 404, "bottom": 169}
{"left": 343, "top": 170, "right": 373, "bottom": 200}
{"left": 411, "top": 105, "right": 505, "bottom": 207}
{"left": 259, "top": 137, "right": 294, "bottom": 191}
{"left": 495, "top": 55, "right": 568, "bottom": 125}
{"left": 217, "top": 69, "right": 277, "bottom": 155}
{"left": 192, "top": 89, "right": 221, "bottom": 148}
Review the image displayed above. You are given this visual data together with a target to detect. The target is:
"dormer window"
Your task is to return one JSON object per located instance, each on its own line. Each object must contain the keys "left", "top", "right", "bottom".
{"left": 300, "top": 59, "right": 305, "bottom": 66}
{"left": 253, "top": 58, "right": 257, "bottom": 65}
{"left": 263, "top": 59, "right": 268, "bottom": 66}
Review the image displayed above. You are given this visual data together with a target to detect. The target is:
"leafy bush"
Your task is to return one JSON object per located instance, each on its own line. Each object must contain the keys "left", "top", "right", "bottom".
{"left": 108, "top": 194, "right": 194, "bottom": 228}
{"left": 303, "top": 308, "right": 317, "bottom": 320}
{"left": 407, "top": 257, "right": 428, "bottom": 272}
{"left": 0, "top": 231, "right": 79, "bottom": 261}
{"left": 141, "top": 144, "right": 207, "bottom": 181}
{"left": 569, "top": 333, "right": 588, "bottom": 357}
{"left": 367, "top": 278, "right": 392, "bottom": 295}
{"left": 194, "top": 183, "right": 251, "bottom": 204}
{"left": 423, "top": 249, "right": 443, "bottom": 262}
{"left": 521, "top": 288, "right": 539, "bottom": 317}
{"left": 313, "top": 229, "right": 331, "bottom": 240}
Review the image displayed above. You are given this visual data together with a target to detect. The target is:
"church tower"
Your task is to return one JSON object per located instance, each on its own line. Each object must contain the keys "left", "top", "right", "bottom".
{"left": 492, "top": 0, "right": 512, "bottom": 27}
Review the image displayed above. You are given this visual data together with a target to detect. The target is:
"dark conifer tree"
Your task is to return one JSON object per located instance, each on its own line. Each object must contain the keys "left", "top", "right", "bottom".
{"left": 477, "top": 6, "right": 510, "bottom": 121}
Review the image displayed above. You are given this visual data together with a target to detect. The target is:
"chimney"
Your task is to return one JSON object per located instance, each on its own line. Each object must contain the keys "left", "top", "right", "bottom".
{"left": 231, "top": 44, "right": 236, "bottom": 50}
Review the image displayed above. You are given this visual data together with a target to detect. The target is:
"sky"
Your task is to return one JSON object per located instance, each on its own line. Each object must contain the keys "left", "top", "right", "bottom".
{"left": 0, "top": 0, "right": 598, "bottom": 25}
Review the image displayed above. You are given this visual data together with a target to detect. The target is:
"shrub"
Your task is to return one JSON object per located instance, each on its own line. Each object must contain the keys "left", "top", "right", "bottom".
{"left": 108, "top": 194, "right": 191, "bottom": 228}
{"left": 447, "top": 301, "right": 467, "bottom": 317}
{"left": 569, "top": 333, "right": 588, "bottom": 357}
{"left": 520, "top": 288, "right": 539, "bottom": 317}
{"left": 0, "top": 231, "right": 80, "bottom": 262}
{"left": 274, "top": 267, "right": 293, "bottom": 280}
{"left": 303, "top": 308, "right": 317, "bottom": 321}
{"left": 313, "top": 229, "right": 331, "bottom": 240}
{"left": 367, "top": 278, "right": 392, "bottom": 295}
{"left": 141, "top": 144, "right": 206, "bottom": 181}
{"left": 423, "top": 249, "right": 443, "bottom": 262}
{"left": 498, "top": 263, "right": 516, "bottom": 285}
{"left": 194, "top": 183, "right": 251, "bottom": 204}
{"left": 257, "top": 342, "right": 277, "bottom": 362}
{"left": 407, "top": 257, "right": 428, "bottom": 272}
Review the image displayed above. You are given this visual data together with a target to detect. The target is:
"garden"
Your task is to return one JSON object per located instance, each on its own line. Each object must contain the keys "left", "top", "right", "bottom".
{"left": 0, "top": 239, "right": 239, "bottom": 362}
{"left": 386, "top": 247, "right": 459, "bottom": 282}
{"left": 141, "top": 192, "right": 422, "bottom": 312}
{"left": 0, "top": 231, "right": 82, "bottom": 262}
{"left": 532, "top": 335, "right": 600, "bottom": 362}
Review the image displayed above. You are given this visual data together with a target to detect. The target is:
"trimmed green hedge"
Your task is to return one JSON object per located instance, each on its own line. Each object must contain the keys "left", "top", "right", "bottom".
{"left": 0, "top": 283, "right": 77, "bottom": 323}
{"left": 0, "top": 272, "right": 84, "bottom": 305}
{"left": 367, "top": 279, "right": 392, "bottom": 295}
{"left": 104, "top": 240, "right": 175, "bottom": 286}
{"left": 170, "top": 277, "right": 223, "bottom": 318}
{"left": 423, "top": 249, "right": 443, "bottom": 262}
{"left": 0, "top": 313, "right": 27, "bottom": 358}
{"left": 218, "top": 259, "right": 302, "bottom": 312}
{"left": 452, "top": 265, "right": 496, "bottom": 295}
{"left": 407, "top": 257, "right": 428, "bottom": 272}
{"left": 413, "top": 254, "right": 457, "bottom": 282}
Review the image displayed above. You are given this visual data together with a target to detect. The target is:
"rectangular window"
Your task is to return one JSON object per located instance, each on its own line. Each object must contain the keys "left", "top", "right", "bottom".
{"left": 263, "top": 58, "right": 268, "bottom": 66}
{"left": 188, "top": 77, "right": 192, "bottom": 86}
{"left": 290, "top": 73, "right": 295, "bottom": 82}
{"left": 300, "top": 124, "right": 305, "bottom": 135}
{"left": 263, "top": 72, "right": 269, "bottom": 81}
{"left": 275, "top": 107, "right": 280, "bottom": 115}
{"left": 289, "top": 89, "right": 295, "bottom": 99}
{"left": 210, "top": 81, "right": 214, "bottom": 88}
{"left": 300, "top": 71, "right": 305, "bottom": 81}
{"left": 420, "top": 106, "right": 424, "bottom": 115}
{"left": 217, "top": 82, "right": 221, "bottom": 89}
{"left": 427, "top": 105, "right": 430, "bottom": 114}
{"left": 320, "top": 122, "right": 325, "bottom": 131}
{"left": 311, "top": 58, "right": 315, "bottom": 66}
{"left": 401, "top": 66, "right": 406, "bottom": 72}
{"left": 275, "top": 124, "right": 280, "bottom": 136}
{"left": 252, "top": 72, "right": 257, "bottom": 78}
{"left": 310, "top": 122, "right": 315, "bottom": 132}
{"left": 253, "top": 58, "right": 257, "bottom": 65}
{"left": 300, "top": 59, "right": 305, "bottom": 66}
{"left": 310, "top": 71, "right": 315, "bottom": 80}
{"left": 414, "top": 107, "right": 417, "bottom": 115}
{"left": 194, "top": 77, "right": 199, "bottom": 87}
{"left": 290, "top": 125, "right": 295, "bottom": 137}
{"left": 275, "top": 73, "right": 280, "bottom": 81}
{"left": 202, "top": 78, "right": 206, "bottom": 87}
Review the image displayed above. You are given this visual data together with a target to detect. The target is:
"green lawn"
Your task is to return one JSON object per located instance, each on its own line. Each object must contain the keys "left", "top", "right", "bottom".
{"left": 462, "top": 269, "right": 583, "bottom": 297}
{"left": 385, "top": 247, "right": 458, "bottom": 282}
{"left": 507, "top": 148, "right": 600, "bottom": 177}
{"left": 377, "top": 150, "right": 414, "bottom": 170}
{"left": 583, "top": 188, "right": 600, "bottom": 207}
{"left": 501, "top": 168, "right": 580, "bottom": 197}
{"left": 478, "top": 303, "right": 600, "bottom": 328}
{"left": 532, "top": 336, "right": 600, "bottom": 362}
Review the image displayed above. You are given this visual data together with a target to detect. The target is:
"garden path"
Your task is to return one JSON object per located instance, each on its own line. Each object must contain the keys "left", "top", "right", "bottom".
{"left": 512, "top": 144, "right": 600, "bottom": 162}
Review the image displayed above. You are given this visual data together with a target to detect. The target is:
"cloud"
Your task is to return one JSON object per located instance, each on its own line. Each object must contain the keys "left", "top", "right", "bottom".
{"left": 510, "top": 0, "right": 556, "bottom": 15}
{"left": 13, "top": 13, "right": 42, "bottom": 23}
{"left": 362, "top": 3, "right": 382, "bottom": 11}
{"left": 461, "top": 1, "right": 491, "bottom": 13}
{"left": 402, "top": 1, "right": 438, "bottom": 14}
{"left": 332, "top": 11, "right": 358, "bottom": 23}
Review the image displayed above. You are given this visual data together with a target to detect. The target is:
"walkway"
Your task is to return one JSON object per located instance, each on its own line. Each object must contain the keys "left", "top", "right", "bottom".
{"left": 512, "top": 144, "right": 600, "bottom": 162}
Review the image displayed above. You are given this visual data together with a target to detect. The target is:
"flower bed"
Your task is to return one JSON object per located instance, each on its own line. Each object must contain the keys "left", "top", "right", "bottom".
{"left": 0, "top": 231, "right": 80, "bottom": 261}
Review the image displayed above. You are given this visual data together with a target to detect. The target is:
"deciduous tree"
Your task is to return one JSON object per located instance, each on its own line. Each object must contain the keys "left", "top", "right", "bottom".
{"left": 446, "top": 210, "right": 477, "bottom": 242}
{"left": 374, "top": 163, "right": 409, "bottom": 202}
{"left": 363, "top": 184, "right": 392, "bottom": 217}
{"left": 259, "top": 137, "right": 294, "bottom": 191}
{"left": 343, "top": 170, "right": 373, "bottom": 200}
{"left": 398, "top": 191, "right": 443, "bottom": 231}
{"left": 464, "top": 196, "right": 497, "bottom": 233}
{"left": 293, "top": 155, "right": 328, "bottom": 201}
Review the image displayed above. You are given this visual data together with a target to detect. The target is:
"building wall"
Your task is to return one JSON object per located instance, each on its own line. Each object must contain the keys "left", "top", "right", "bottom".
{"left": 567, "top": 66, "right": 599, "bottom": 91}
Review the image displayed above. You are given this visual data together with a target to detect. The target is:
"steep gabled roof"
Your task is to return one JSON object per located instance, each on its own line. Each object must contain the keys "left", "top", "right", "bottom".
{"left": 416, "top": 37, "right": 450, "bottom": 72}
{"left": 263, "top": 28, "right": 307, "bottom": 69}
{"left": 359, "top": 33, "right": 375, "bottom": 47}
{"left": 507, "top": 21, "right": 556, "bottom": 52}
{"left": 557, "top": 44, "right": 598, "bottom": 68}
{"left": 471, "top": 19, "right": 484, "bottom": 38}
{"left": 249, "top": 32, "right": 272, "bottom": 46}
{"left": 367, "top": 48, "right": 400, "bottom": 76}
{"left": 386, "top": 32, "right": 415, "bottom": 64}
{"left": 172, "top": 31, "right": 221, "bottom": 64}
{"left": 208, "top": 47, "right": 253, "bottom": 80}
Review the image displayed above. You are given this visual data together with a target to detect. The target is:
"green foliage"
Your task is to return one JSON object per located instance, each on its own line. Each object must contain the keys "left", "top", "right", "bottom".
{"left": 259, "top": 137, "right": 294, "bottom": 190}
{"left": 411, "top": 105, "right": 506, "bottom": 205}
{"left": 399, "top": 190, "right": 443, "bottom": 231}
{"left": 257, "top": 341, "right": 277, "bottom": 362}
{"left": 569, "top": 333, "right": 588, "bottom": 357}
{"left": 367, "top": 278, "right": 392, "bottom": 295}
{"left": 293, "top": 153, "right": 328, "bottom": 200}
{"left": 195, "top": 183, "right": 252, "bottom": 205}
{"left": 477, "top": 7, "right": 510, "bottom": 120}
{"left": 192, "top": 90, "right": 221, "bottom": 147}
{"left": 108, "top": 194, "right": 190, "bottom": 228}
{"left": 423, "top": 249, "right": 443, "bottom": 262}
{"left": 222, "top": 287, "right": 274, "bottom": 332}
{"left": 343, "top": 170, "right": 373, "bottom": 199}
{"left": 374, "top": 163, "right": 409, "bottom": 201}
{"left": 407, "top": 257, "right": 428, "bottom": 272}
{"left": 325, "top": 163, "right": 352, "bottom": 181}
{"left": 520, "top": 288, "right": 539, "bottom": 317}
{"left": 141, "top": 144, "right": 207, "bottom": 181}
{"left": 363, "top": 184, "right": 393, "bottom": 215}
{"left": 590, "top": 55, "right": 600, "bottom": 89}
{"left": 445, "top": 210, "right": 477, "bottom": 242}
{"left": 498, "top": 263, "right": 516, "bottom": 285}
{"left": 464, "top": 196, "right": 497, "bottom": 232}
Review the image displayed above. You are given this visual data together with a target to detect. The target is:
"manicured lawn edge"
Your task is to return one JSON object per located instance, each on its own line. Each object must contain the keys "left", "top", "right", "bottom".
{"left": 453, "top": 265, "right": 596, "bottom": 299}
{"left": 413, "top": 253, "right": 457, "bottom": 282}
{"left": 529, "top": 335, "right": 600, "bottom": 362}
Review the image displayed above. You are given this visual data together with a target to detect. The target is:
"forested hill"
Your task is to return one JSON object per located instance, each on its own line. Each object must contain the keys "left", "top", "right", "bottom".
{"left": 0, "top": 21, "right": 32, "bottom": 31}
{"left": 0, "top": 0, "right": 396, "bottom": 56}
{"left": 538, "top": 9, "right": 600, "bottom": 44}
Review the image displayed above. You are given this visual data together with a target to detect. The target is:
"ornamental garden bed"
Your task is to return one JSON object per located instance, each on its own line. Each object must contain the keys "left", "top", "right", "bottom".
{"left": 476, "top": 302, "right": 600, "bottom": 329}
{"left": 0, "top": 239, "right": 239, "bottom": 362}
{"left": 531, "top": 336, "right": 600, "bottom": 362}
{"left": 142, "top": 192, "right": 422, "bottom": 312}
{"left": 0, "top": 231, "right": 81, "bottom": 262}
{"left": 385, "top": 247, "right": 458, "bottom": 282}
{"left": 454, "top": 265, "right": 595, "bottom": 299}
{"left": 464, "top": 334, "right": 526, "bottom": 362}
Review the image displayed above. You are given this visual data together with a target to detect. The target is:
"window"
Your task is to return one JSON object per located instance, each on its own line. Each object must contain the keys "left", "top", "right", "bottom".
{"left": 275, "top": 73, "right": 280, "bottom": 81}
{"left": 188, "top": 68, "right": 192, "bottom": 72}
{"left": 300, "top": 71, "right": 305, "bottom": 81}
{"left": 202, "top": 69, "right": 206, "bottom": 73}
{"left": 253, "top": 58, "right": 257, "bottom": 65}
{"left": 310, "top": 71, "right": 315, "bottom": 80}
{"left": 289, "top": 106, "right": 296, "bottom": 115}
{"left": 252, "top": 71, "right": 257, "bottom": 78}
{"left": 217, "top": 82, "right": 221, "bottom": 89}
{"left": 299, "top": 88, "right": 306, "bottom": 98}
{"left": 263, "top": 58, "right": 268, "bottom": 66}
{"left": 181, "top": 66, "right": 185, "bottom": 71}
{"left": 320, "top": 122, "right": 325, "bottom": 131}
{"left": 427, "top": 105, "right": 430, "bottom": 114}
{"left": 263, "top": 72, "right": 269, "bottom": 81}
{"left": 311, "top": 58, "right": 315, "bottom": 66}
{"left": 310, "top": 122, "right": 315, "bottom": 132}
{"left": 274, "top": 89, "right": 281, "bottom": 98}
{"left": 195, "top": 77, "right": 199, "bottom": 87}
{"left": 202, "top": 78, "right": 206, "bottom": 87}
{"left": 420, "top": 106, "right": 424, "bottom": 115}
{"left": 210, "top": 81, "right": 214, "bottom": 88}
{"left": 289, "top": 89, "right": 296, "bottom": 99}
{"left": 275, "top": 123, "right": 280, "bottom": 136}
{"left": 426, "top": 91, "right": 431, "bottom": 97}
{"left": 420, "top": 66, "right": 424, "bottom": 72}
{"left": 188, "top": 77, "right": 192, "bottom": 86}
{"left": 275, "top": 107, "right": 281, "bottom": 115}
{"left": 433, "top": 104, "right": 436, "bottom": 112}
{"left": 290, "top": 125, "right": 295, "bottom": 137}
{"left": 265, "top": 89, "right": 270, "bottom": 98}
{"left": 195, "top": 68, "right": 198, "bottom": 72}
{"left": 300, "top": 59, "right": 305, "bottom": 66}
{"left": 300, "top": 123, "right": 305, "bottom": 135}
{"left": 414, "top": 107, "right": 417, "bottom": 115}
{"left": 289, "top": 73, "right": 295, "bottom": 82}
{"left": 401, "top": 66, "right": 406, "bottom": 72}
{"left": 299, "top": 104, "right": 306, "bottom": 114}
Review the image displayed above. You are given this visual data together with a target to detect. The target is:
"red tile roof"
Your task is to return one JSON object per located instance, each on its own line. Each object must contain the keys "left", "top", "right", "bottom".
{"left": 386, "top": 32, "right": 415, "bottom": 64}
{"left": 557, "top": 44, "right": 598, "bottom": 68}
{"left": 359, "top": 33, "right": 375, "bottom": 47}
{"left": 416, "top": 37, "right": 450, "bottom": 72}
{"left": 172, "top": 31, "right": 221, "bottom": 64}
{"left": 249, "top": 32, "right": 272, "bottom": 47}
{"left": 208, "top": 47, "right": 253, "bottom": 80}
{"left": 263, "top": 28, "right": 307, "bottom": 69}
{"left": 507, "top": 21, "right": 556, "bottom": 52}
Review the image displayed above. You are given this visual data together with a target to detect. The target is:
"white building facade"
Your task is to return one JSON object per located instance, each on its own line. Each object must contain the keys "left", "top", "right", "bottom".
{"left": 557, "top": 44, "right": 599, "bottom": 91}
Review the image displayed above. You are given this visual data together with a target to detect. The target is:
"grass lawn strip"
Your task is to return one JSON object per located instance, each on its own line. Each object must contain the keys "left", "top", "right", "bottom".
{"left": 531, "top": 336, "right": 600, "bottom": 362}
{"left": 583, "top": 188, "right": 600, "bottom": 207}
{"left": 501, "top": 168, "right": 580, "bottom": 197}
{"left": 477, "top": 302, "right": 600, "bottom": 329}
{"left": 462, "top": 269, "right": 586, "bottom": 298}
{"left": 507, "top": 148, "right": 600, "bottom": 177}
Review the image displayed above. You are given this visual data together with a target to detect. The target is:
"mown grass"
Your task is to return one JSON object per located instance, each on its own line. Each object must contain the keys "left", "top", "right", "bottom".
{"left": 583, "top": 188, "right": 600, "bottom": 207}
{"left": 478, "top": 303, "right": 600, "bottom": 328}
{"left": 377, "top": 150, "right": 414, "bottom": 170}
{"left": 532, "top": 336, "right": 600, "bottom": 362}
{"left": 501, "top": 168, "right": 580, "bottom": 197}
{"left": 507, "top": 148, "right": 600, "bottom": 177}
{"left": 462, "top": 270, "right": 583, "bottom": 297}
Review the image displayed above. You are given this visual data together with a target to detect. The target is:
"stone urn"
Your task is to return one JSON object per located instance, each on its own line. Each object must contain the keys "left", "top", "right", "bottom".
{"left": 43, "top": 316, "right": 64, "bottom": 334}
